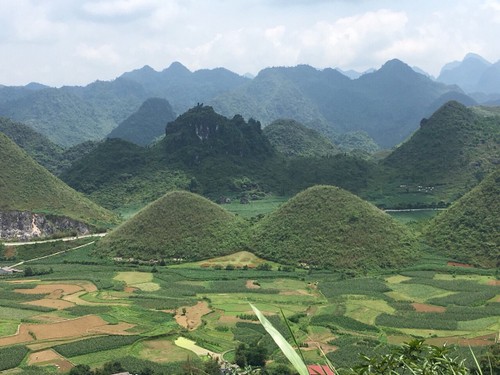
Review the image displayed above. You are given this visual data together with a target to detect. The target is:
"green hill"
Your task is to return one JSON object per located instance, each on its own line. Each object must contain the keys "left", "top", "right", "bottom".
{"left": 250, "top": 185, "right": 417, "bottom": 270}
{"left": 424, "top": 169, "right": 499, "bottom": 268}
{"left": 0, "top": 116, "right": 64, "bottom": 174}
{"left": 97, "top": 190, "right": 249, "bottom": 260}
{"left": 263, "top": 119, "right": 340, "bottom": 157}
{"left": 380, "top": 101, "right": 500, "bottom": 204}
{"left": 61, "top": 105, "right": 375, "bottom": 209}
{"left": 107, "top": 98, "right": 176, "bottom": 146}
{"left": 0, "top": 132, "right": 117, "bottom": 228}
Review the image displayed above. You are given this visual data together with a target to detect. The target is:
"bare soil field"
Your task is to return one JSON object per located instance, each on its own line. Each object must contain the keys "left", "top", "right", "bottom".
{"left": 175, "top": 301, "right": 212, "bottom": 330}
{"left": 412, "top": 303, "right": 446, "bottom": 313}
{"left": 426, "top": 333, "right": 497, "bottom": 347}
{"left": 0, "top": 315, "right": 134, "bottom": 346}
{"left": 28, "top": 349, "right": 74, "bottom": 372}
{"left": 15, "top": 283, "right": 84, "bottom": 295}
{"left": 24, "top": 298, "right": 75, "bottom": 310}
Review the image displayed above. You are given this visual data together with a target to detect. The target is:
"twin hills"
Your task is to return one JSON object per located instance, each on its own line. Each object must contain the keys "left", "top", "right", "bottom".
{"left": 0, "top": 58, "right": 499, "bottom": 270}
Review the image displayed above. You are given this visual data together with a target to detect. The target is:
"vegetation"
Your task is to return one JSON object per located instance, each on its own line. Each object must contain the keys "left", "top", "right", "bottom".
{"left": 424, "top": 168, "right": 499, "bottom": 267}
{"left": 380, "top": 101, "right": 500, "bottom": 204}
{"left": 98, "top": 190, "right": 250, "bottom": 260}
{"left": 0, "top": 345, "right": 29, "bottom": 371}
{"left": 250, "top": 185, "right": 418, "bottom": 270}
{"left": 263, "top": 118, "right": 340, "bottom": 157}
{"left": 0, "top": 132, "right": 118, "bottom": 228}
{"left": 54, "top": 335, "right": 142, "bottom": 357}
{"left": 107, "top": 97, "right": 176, "bottom": 146}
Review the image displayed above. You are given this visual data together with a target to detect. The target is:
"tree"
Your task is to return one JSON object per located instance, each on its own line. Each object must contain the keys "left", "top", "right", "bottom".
{"left": 203, "top": 357, "right": 222, "bottom": 375}
{"left": 350, "top": 339, "right": 469, "bottom": 374}
{"left": 69, "top": 364, "right": 92, "bottom": 375}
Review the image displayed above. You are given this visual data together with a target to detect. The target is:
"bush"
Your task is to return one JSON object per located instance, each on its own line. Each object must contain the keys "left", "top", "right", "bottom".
{"left": 0, "top": 345, "right": 29, "bottom": 371}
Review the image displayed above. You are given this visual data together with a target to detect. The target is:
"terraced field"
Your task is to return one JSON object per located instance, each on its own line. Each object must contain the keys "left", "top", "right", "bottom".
{"left": 0, "top": 240, "right": 498, "bottom": 373}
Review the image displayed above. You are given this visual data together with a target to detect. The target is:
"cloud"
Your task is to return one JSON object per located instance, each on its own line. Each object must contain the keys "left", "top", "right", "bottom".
{"left": 1, "top": 0, "right": 500, "bottom": 86}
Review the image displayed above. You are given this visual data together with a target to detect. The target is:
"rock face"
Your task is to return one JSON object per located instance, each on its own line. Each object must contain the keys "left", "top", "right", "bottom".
{"left": 0, "top": 211, "right": 91, "bottom": 240}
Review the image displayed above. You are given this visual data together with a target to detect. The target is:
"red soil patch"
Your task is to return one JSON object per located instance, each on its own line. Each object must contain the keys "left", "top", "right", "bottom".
{"left": 246, "top": 280, "right": 260, "bottom": 289}
{"left": 124, "top": 286, "right": 138, "bottom": 293}
{"left": 0, "top": 315, "right": 135, "bottom": 347}
{"left": 487, "top": 280, "right": 500, "bottom": 286}
{"left": 412, "top": 303, "right": 446, "bottom": 313}
{"left": 28, "top": 349, "right": 74, "bottom": 372}
{"left": 447, "top": 262, "right": 474, "bottom": 268}
{"left": 15, "top": 284, "right": 83, "bottom": 296}
{"left": 24, "top": 298, "right": 75, "bottom": 310}
{"left": 426, "top": 333, "right": 497, "bottom": 347}
{"left": 175, "top": 301, "right": 212, "bottom": 330}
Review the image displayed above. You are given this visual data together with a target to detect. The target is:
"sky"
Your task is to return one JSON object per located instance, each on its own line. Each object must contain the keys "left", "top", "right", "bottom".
{"left": 1, "top": 0, "right": 500, "bottom": 87}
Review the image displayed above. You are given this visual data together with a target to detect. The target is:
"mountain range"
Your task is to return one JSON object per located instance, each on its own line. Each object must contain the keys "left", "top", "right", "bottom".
{"left": 3, "top": 56, "right": 497, "bottom": 149}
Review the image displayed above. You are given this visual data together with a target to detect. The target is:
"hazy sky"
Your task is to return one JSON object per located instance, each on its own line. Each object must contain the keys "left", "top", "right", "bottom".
{"left": 1, "top": 0, "right": 500, "bottom": 87}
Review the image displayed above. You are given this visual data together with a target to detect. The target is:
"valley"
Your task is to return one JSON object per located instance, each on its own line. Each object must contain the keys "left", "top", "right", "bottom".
{"left": 0, "top": 235, "right": 498, "bottom": 374}
{"left": 0, "top": 57, "right": 499, "bottom": 374}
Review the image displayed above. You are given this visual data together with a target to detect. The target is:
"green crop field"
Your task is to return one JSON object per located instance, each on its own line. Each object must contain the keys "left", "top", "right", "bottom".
{"left": 0, "top": 238, "right": 498, "bottom": 373}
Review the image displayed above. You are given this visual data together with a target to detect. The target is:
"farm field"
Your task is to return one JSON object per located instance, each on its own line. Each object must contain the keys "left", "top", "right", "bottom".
{"left": 0, "top": 240, "right": 498, "bottom": 374}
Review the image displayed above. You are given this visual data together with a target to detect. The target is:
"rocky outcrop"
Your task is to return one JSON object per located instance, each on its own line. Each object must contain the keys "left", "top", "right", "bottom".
{"left": 0, "top": 211, "right": 92, "bottom": 241}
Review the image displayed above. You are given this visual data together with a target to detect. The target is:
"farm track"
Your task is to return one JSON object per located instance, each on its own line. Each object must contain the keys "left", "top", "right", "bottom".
{"left": 10, "top": 241, "right": 97, "bottom": 268}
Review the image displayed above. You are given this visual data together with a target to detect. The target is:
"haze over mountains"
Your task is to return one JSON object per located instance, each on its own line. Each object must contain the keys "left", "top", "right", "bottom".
{"left": 1, "top": 54, "right": 499, "bottom": 149}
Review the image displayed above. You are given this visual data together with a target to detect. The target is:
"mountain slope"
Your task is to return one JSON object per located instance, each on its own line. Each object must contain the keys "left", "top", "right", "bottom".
{"left": 250, "top": 185, "right": 417, "bottom": 270}
{"left": 0, "top": 117, "right": 64, "bottom": 174}
{"left": 382, "top": 101, "right": 500, "bottom": 201}
{"left": 0, "top": 133, "right": 117, "bottom": 228}
{"left": 211, "top": 60, "right": 466, "bottom": 147}
{"left": 0, "top": 88, "right": 116, "bottom": 147}
{"left": 437, "top": 53, "right": 492, "bottom": 93}
{"left": 107, "top": 98, "right": 176, "bottom": 146}
{"left": 424, "top": 169, "right": 499, "bottom": 268}
{"left": 97, "top": 190, "right": 249, "bottom": 260}
{"left": 263, "top": 119, "right": 340, "bottom": 157}
{"left": 119, "top": 62, "right": 249, "bottom": 114}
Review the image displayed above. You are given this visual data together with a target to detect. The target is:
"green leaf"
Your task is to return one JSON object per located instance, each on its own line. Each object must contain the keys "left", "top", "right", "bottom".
{"left": 250, "top": 303, "right": 309, "bottom": 375}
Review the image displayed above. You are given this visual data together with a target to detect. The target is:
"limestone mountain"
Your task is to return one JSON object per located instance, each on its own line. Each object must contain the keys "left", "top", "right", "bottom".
{"left": 424, "top": 169, "right": 499, "bottom": 268}
{"left": 97, "top": 190, "right": 249, "bottom": 260}
{"left": 160, "top": 104, "right": 274, "bottom": 164}
{"left": 263, "top": 119, "right": 340, "bottom": 157}
{"left": 211, "top": 60, "right": 467, "bottom": 147}
{"left": 0, "top": 116, "right": 64, "bottom": 174}
{"left": 0, "top": 88, "right": 120, "bottom": 147}
{"left": 119, "top": 62, "right": 249, "bottom": 114}
{"left": 382, "top": 101, "right": 500, "bottom": 202}
{"left": 250, "top": 185, "right": 417, "bottom": 270}
{"left": 0, "top": 133, "right": 117, "bottom": 238}
{"left": 437, "top": 53, "right": 492, "bottom": 93}
{"left": 107, "top": 98, "right": 176, "bottom": 146}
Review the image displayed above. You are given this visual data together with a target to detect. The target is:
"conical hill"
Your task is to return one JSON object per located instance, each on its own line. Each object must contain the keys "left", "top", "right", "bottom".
{"left": 98, "top": 190, "right": 249, "bottom": 260}
{"left": 424, "top": 169, "right": 499, "bottom": 268}
{"left": 0, "top": 132, "right": 117, "bottom": 229}
{"left": 250, "top": 185, "right": 417, "bottom": 270}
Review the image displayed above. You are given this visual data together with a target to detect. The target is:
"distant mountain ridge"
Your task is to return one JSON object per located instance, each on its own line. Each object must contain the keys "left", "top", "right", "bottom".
{"left": 210, "top": 59, "right": 467, "bottom": 147}
{"left": 437, "top": 53, "right": 500, "bottom": 95}
{"left": 107, "top": 97, "right": 176, "bottom": 146}
{"left": 0, "top": 59, "right": 472, "bottom": 148}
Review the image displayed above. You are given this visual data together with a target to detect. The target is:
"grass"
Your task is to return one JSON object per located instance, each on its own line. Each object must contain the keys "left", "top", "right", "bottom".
{"left": 344, "top": 297, "right": 395, "bottom": 325}
{"left": 113, "top": 272, "right": 160, "bottom": 291}
{"left": 385, "top": 283, "right": 455, "bottom": 303}
{"left": 223, "top": 195, "right": 289, "bottom": 219}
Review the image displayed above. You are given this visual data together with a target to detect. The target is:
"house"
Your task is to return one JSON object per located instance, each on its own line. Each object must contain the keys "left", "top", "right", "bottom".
{"left": 308, "top": 364, "right": 335, "bottom": 375}
{"left": 0, "top": 266, "right": 23, "bottom": 275}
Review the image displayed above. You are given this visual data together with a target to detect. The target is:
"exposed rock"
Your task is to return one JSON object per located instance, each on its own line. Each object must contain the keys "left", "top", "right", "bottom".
{"left": 0, "top": 211, "right": 91, "bottom": 240}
